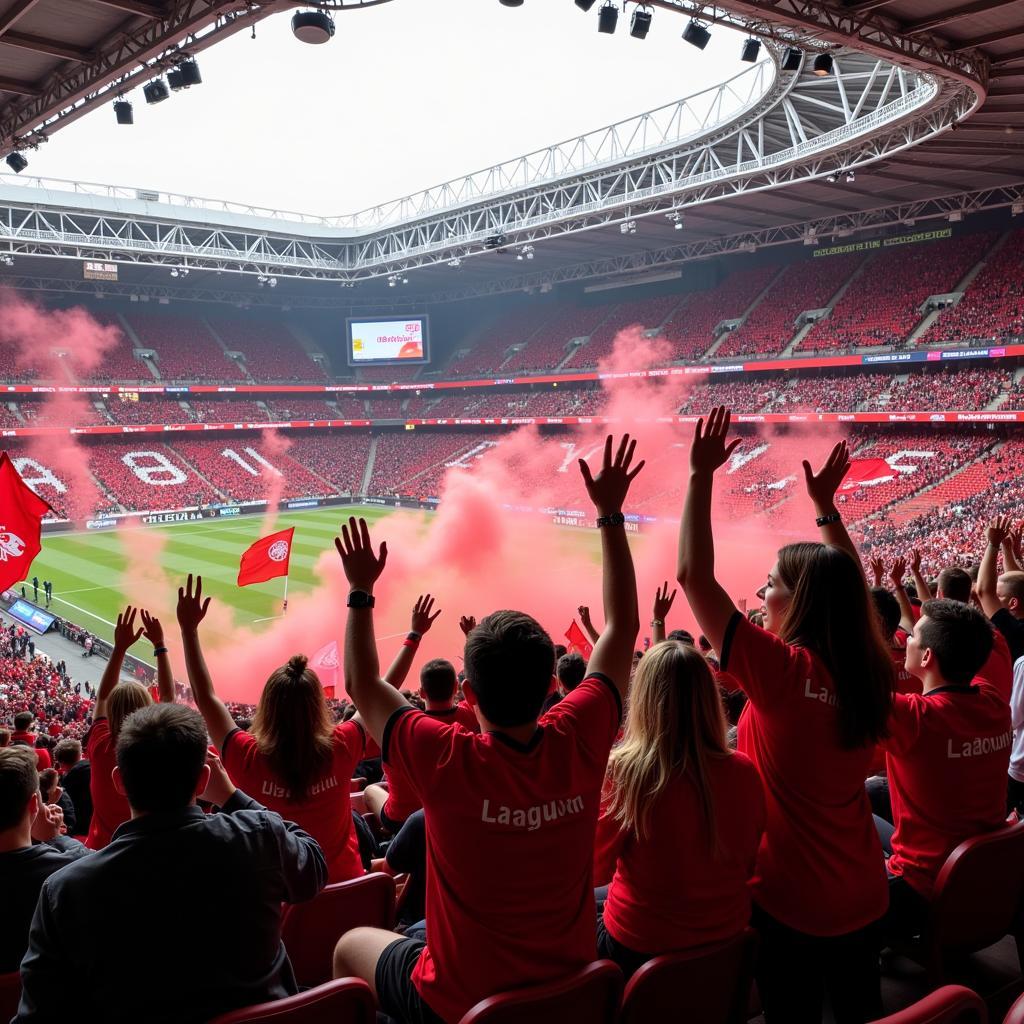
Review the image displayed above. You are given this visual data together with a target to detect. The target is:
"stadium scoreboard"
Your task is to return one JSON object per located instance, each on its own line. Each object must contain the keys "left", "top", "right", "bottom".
{"left": 347, "top": 316, "right": 430, "bottom": 365}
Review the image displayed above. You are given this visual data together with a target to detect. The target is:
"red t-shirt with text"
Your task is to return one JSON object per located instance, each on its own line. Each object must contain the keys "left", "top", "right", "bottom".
{"left": 383, "top": 675, "right": 621, "bottom": 1023}
{"left": 85, "top": 719, "right": 130, "bottom": 850}
{"left": 222, "top": 721, "right": 366, "bottom": 883}
{"left": 723, "top": 613, "right": 888, "bottom": 936}
{"left": 595, "top": 750, "right": 765, "bottom": 953}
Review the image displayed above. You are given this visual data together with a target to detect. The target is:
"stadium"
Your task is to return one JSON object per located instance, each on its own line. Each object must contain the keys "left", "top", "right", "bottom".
{"left": 0, "top": 0, "right": 1023, "bottom": 1022}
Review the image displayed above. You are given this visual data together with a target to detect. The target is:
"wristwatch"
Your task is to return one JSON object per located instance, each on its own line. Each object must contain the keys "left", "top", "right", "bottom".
{"left": 597, "top": 512, "right": 626, "bottom": 528}
{"left": 347, "top": 590, "right": 375, "bottom": 609}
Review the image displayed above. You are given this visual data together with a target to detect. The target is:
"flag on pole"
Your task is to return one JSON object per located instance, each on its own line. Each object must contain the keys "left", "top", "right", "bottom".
{"left": 0, "top": 452, "right": 53, "bottom": 594}
{"left": 565, "top": 620, "right": 594, "bottom": 660}
{"left": 238, "top": 527, "right": 295, "bottom": 587}
{"left": 841, "top": 458, "right": 896, "bottom": 490}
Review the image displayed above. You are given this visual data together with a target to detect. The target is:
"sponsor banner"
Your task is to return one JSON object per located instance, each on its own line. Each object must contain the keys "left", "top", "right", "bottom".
{"left": 217, "top": 507, "right": 241, "bottom": 517}
{"left": 286, "top": 499, "right": 320, "bottom": 510}
{"left": 86, "top": 518, "right": 117, "bottom": 530}
{"left": 141, "top": 509, "right": 214, "bottom": 525}
{"left": 812, "top": 226, "right": 953, "bottom": 259}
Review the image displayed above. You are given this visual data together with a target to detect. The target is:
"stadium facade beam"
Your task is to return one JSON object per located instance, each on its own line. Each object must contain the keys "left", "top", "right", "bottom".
{"left": 0, "top": 0, "right": 44, "bottom": 37}
{"left": 1, "top": 31, "right": 94, "bottom": 62}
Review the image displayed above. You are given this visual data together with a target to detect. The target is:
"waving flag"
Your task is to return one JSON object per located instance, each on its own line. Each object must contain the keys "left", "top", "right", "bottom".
{"left": 841, "top": 458, "right": 896, "bottom": 490}
{"left": 237, "top": 527, "right": 294, "bottom": 587}
{"left": 0, "top": 452, "right": 53, "bottom": 594}
{"left": 565, "top": 620, "right": 594, "bottom": 660}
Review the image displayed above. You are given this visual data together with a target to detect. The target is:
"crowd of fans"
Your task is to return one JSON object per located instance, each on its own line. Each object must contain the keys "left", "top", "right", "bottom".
{"left": 206, "top": 320, "right": 327, "bottom": 383}
{"left": 123, "top": 313, "right": 247, "bottom": 383}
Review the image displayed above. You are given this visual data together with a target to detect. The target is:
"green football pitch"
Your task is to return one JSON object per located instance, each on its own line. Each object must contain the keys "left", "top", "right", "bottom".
{"left": 28, "top": 505, "right": 395, "bottom": 644}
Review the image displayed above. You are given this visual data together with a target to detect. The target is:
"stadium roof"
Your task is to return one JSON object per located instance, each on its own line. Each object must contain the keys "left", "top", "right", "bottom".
{"left": 0, "top": 0, "right": 1020, "bottom": 307}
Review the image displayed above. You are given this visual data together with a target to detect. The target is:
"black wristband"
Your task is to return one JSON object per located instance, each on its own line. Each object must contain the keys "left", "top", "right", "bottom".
{"left": 153, "top": 646, "right": 168, "bottom": 656}
{"left": 347, "top": 590, "right": 376, "bottom": 609}
{"left": 816, "top": 511, "right": 842, "bottom": 527}
{"left": 596, "top": 512, "right": 626, "bottom": 528}
{"left": 407, "top": 631, "right": 422, "bottom": 642}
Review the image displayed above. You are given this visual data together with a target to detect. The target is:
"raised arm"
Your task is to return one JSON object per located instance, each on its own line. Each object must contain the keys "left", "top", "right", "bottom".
{"left": 140, "top": 609, "right": 175, "bottom": 705}
{"left": 802, "top": 440, "right": 862, "bottom": 570}
{"left": 93, "top": 607, "right": 143, "bottom": 720}
{"left": 889, "top": 557, "right": 917, "bottom": 635}
{"left": 577, "top": 605, "right": 600, "bottom": 645}
{"left": 651, "top": 582, "right": 677, "bottom": 645}
{"left": 337, "top": 517, "right": 409, "bottom": 746}
{"left": 677, "top": 406, "right": 742, "bottom": 655}
{"left": 869, "top": 557, "right": 885, "bottom": 590}
{"left": 578, "top": 434, "right": 644, "bottom": 698}
{"left": 382, "top": 594, "right": 441, "bottom": 690}
{"left": 1003, "top": 525, "right": 1022, "bottom": 573}
{"left": 978, "top": 515, "right": 1011, "bottom": 619}
{"left": 909, "top": 549, "right": 933, "bottom": 601}
{"left": 176, "top": 575, "right": 235, "bottom": 749}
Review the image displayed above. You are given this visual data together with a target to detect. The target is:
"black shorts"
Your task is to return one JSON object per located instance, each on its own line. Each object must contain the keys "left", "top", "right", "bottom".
{"left": 375, "top": 936, "right": 445, "bottom": 1024}
{"left": 595, "top": 911, "right": 651, "bottom": 980}
{"left": 380, "top": 805, "right": 406, "bottom": 835}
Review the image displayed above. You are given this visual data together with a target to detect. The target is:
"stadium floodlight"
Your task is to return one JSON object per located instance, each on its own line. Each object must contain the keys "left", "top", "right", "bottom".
{"left": 846, "top": 170, "right": 855, "bottom": 182}
{"left": 630, "top": 6, "right": 652, "bottom": 38}
{"left": 575, "top": 0, "right": 598, "bottom": 10}
{"left": 5, "top": 152, "right": 27, "bottom": 174}
{"left": 682, "top": 19, "right": 711, "bottom": 50}
{"left": 143, "top": 78, "right": 169, "bottom": 104}
{"left": 813, "top": 52, "right": 834, "bottom": 76}
{"left": 781, "top": 47, "right": 802, "bottom": 71}
{"left": 597, "top": 2, "right": 618, "bottom": 33}
{"left": 167, "top": 68, "right": 185, "bottom": 91}
{"left": 179, "top": 59, "right": 202, "bottom": 87}
{"left": 1012, "top": 201, "right": 1024, "bottom": 216}
{"left": 292, "top": 9, "right": 336, "bottom": 44}
{"left": 499, "top": 0, "right": 524, "bottom": 5}
{"left": 826, "top": 172, "right": 837, "bottom": 183}
{"left": 741, "top": 38, "right": 761, "bottom": 62}
{"left": 113, "top": 99, "right": 133, "bottom": 124}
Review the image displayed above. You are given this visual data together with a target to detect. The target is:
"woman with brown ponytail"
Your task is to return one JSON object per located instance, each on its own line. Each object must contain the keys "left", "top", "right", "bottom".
{"left": 176, "top": 575, "right": 366, "bottom": 882}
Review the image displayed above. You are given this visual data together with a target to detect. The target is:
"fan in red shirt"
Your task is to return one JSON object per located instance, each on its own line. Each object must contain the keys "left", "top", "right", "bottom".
{"left": 594, "top": 639, "right": 765, "bottom": 977}
{"left": 176, "top": 576, "right": 367, "bottom": 883}
{"left": 86, "top": 606, "right": 176, "bottom": 849}
{"left": 678, "top": 407, "right": 894, "bottom": 1024}
{"left": 879, "top": 598, "right": 1012, "bottom": 940}
{"left": 365, "top": 597, "right": 479, "bottom": 834}
{"left": 11, "top": 712, "right": 51, "bottom": 771}
{"left": 332, "top": 434, "right": 643, "bottom": 1024}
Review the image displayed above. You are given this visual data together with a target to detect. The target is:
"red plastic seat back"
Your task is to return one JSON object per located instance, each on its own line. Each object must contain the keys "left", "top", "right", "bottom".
{"left": 1004, "top": 989, "right": 1024, "bottom": 1024}
{"left": 0, "top": 971, "right": 20, "bottom": 1023}
{"left": 928, "top": 823, "right": 1024, "bottom": 957}
{"left": 281, "top": 872, "right": 395, "bottom": 989}
{"left": 868, "top": 984, "right": 987, "bottom": 1024}
{"left": 457, "top": 960, "right": 622, "bottom": 1024}
{"left": 619, "top": 928, "right": 758, "bottom": 1024}
{"left": 207, "top": 977, "right": 375, "bottom": 1024}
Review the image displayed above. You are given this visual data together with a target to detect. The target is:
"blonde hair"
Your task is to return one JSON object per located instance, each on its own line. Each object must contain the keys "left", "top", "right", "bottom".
{"left": 107, "top": 682, "right": 153, "bottom": 740}
{"left": 251, "top": 655, "right": 333, "bottom": 803}
{"left": 606, "top": 641, "right": 729, "bottom": 846}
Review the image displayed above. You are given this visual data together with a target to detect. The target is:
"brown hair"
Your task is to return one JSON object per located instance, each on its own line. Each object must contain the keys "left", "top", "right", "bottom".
{"left": 0, "top": 745, "right": 38, "bottom": 831}
{"left": 107, "top": 682, "right": 153, "bottom": 741}
{"left": 251, "top": 655, "right": 333, "bottom": 803}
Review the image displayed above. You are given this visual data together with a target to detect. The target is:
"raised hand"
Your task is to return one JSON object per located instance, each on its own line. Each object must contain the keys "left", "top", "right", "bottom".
{"left": 910, "top": 549, "right": 923, "bottom": 575}
{"left": 31, "top": 803, "right": 64, "bottom": 842}
{"left": 459, "top": 615, "right": 477, "bottom": 636}
{"left": 335, "top": 517, "right": 388, "bottom": 591}
{"left": 691, "top": 406, "right": 741, "bottom": 475}
{"left": 199, "top": 750, "right": 236, "bottom": 808}
{"left": 176, "top": 574, "right": 211, "bottom": 634}
{"left": 869, "top": 557, "right": 885, "bottom": 588}
{"left": 113, "top": 606, "right": 144, "bottom": 652}
{"left": 653, "top": 581, "right": 677, "bottom": 620}
{"left": 139, "top": 609, "right": 165, "bottom": 647}
{"left": 889, "top": 557, "right": 907, "bottom": 590}
{"left": 802, "top": 440, "right": 851, "bottom": 510}
{"left": 577, "top": 605, "right": 593, "bottom": 626}
{"left": 411, "top": 594, "right": 442, "bottom": 635}
{"left": 579, "top": 433, "right": 645, "bottom": 516}
{"left": 987, "top": 514, "right": 1012, "bottom": 548}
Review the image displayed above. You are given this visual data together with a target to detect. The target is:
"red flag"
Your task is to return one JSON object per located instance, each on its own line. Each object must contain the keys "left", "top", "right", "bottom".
{"left": 0, "top": 452, "right": 53, "bottom": 594}
{"left": 840, "top": 458, "right": 896, "bottom": 490}
{"left": 237, "top": 527, "right": 295, "bottom": 587}
{"left": 565, "top": 620, "right": 594, "bottom": 660}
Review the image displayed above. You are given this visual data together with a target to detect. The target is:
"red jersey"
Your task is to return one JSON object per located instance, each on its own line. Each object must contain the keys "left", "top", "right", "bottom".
{"left": 86, "top": 719, "right": 130, "bottom": 849}
{"left": 11, "top": 731, "right": 49, "bottom": 770}
{"left": 595, "top": 751, "right": 765, "bottom": 954}
{"left": 884, "top": 631, "right": 1013, "bottom": 897}
{"left": 222, "top": 721, "right": 366, "bottom": 883}
{"left": 723, "top": 613, "right": 888, "bottom": 936}
{"left": 383, "top": 675, "right": 621, "bottom": 1023}
{"left": 382, "top": 703, "right": 479, "bottom": 825}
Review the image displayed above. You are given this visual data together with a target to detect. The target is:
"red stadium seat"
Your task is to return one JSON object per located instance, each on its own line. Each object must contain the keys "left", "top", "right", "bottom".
{"left": 868, "top": 985, "right": 987, "bottom": 1024}
{"left": 456, "top": 960, "right": 622, "bottom": 1024}
{"left": 280, "top": 872, "right": 395, "bottom": 989}
{"left": 207, "top": 978, "right": 375, "bottom": 1024}
{"left": 618, "top": 927, "right": 758, "bottom": 1024}
{"left": 920, "top": 823, "right": 1024, "bottom": 984}
{"left": 0, "top": 971, "right": 20, "bottom": 1022}
{"left": 1004, "top": 989, "right": 1024, "bottom": 1024}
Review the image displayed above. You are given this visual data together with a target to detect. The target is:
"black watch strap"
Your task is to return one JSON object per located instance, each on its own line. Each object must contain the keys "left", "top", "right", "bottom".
{"left": 347, "top": 590, "right": 376, "bottom": 609}
{"left": 596, "top": 512, "right": 626, "bottom": 528}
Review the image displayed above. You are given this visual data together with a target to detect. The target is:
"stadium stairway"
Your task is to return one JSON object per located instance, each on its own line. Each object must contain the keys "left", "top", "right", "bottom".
{"left": 115, "top": 314, "right": 161, "bottom": 381}
{"left": 360, "top": 437, "right": 378, "bottom": 495}
{"left": 203, "top": 319, "right": 253, "bottom": 382}
{"left": 703, "top": 264, "right": 790, "bottom": 362}
{"left": 780, "top": 255, "right": 871, "bottom": 358}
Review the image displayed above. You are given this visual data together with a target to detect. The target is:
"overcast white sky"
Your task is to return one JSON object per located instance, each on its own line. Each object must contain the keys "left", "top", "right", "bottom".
{"left": 27, "top": 1, "right": 749, "bottom": 215}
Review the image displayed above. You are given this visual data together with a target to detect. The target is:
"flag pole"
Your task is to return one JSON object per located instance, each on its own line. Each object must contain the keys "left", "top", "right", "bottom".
{"left": 283, "top": 572, "right": 290, "bottom": 615}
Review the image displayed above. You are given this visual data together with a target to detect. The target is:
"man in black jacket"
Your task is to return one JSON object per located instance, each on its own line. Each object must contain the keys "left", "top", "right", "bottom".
{"left": 53, "top": 739, "right": 92, "bottom": 837}
{"left": 17, "top": 703, "right": 328, "bottom": 1023}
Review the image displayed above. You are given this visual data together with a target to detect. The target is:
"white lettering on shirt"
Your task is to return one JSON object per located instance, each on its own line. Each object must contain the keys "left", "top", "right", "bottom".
{"left": 261, "top": 773, "right": 338, "bottom": 800}
{"left": 804, "top": 679, "right": 838, "bottom": 707}
{"left": 481, "top": 795, "right": 585, "bottom": 831}
{"left": 946, "top": 731, "right": 1013, "bottom": 759}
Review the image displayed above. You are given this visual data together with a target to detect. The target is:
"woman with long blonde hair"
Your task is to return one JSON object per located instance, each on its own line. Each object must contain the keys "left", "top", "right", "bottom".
{"left": 594, "top": 639, "right": 765, "bottom": 977}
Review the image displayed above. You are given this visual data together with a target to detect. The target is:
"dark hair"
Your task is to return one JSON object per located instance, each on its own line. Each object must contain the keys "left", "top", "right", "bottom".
{"left": 38, "top": 767, "right": 58, "bottom": 804}
{"left": 53, "top": 739, "right": 82, "bottom": 767}
{"left": 13, "top": 712, "right": 33, "bottom": 732}
{"left": 464, "top": 610, "right": 555, "bottom": 728}
{"left": 116, "top": 704, "right": 209, "bottom": 814}
{"left": 556, "top": 652, "right": 587, "bottom": 692}
{"left": 0, "top": 728, "right": 9, "bottom": 747}
{"left": 870, "top": 586, "right": 901, "bottom": 639}
{"left": 420, "top": 659, "right": 458, "bottom": 703}
{"left": 698, "top": 635, "right": 712, "bottom": 653}
{"left": 917, "top": 599, "right": 994, "bottom": 686}
{"left": 937, "top": 567, "right": 972, "bottom": 604}
{"left": 667, "top": 629, "right": 695, "bottom": 646}
{"left": 0, "top": 745, "right": 37, "bottom": 830}
{"left": 777, "top": 542, "right": 893, "bottom": 749}
{"left": 553, "top": 644, "right": 567, "bottom": 661}
{"left": 999, "top": 571, "right": 1024, "bottom": 606}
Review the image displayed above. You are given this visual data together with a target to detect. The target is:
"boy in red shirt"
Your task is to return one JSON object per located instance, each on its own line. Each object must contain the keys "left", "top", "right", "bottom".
{"left": 332, "top": 434, "right": 643, "bottom": 1024}
{"left": 879, "top": 598, "right": 1012, "bottom": 940}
